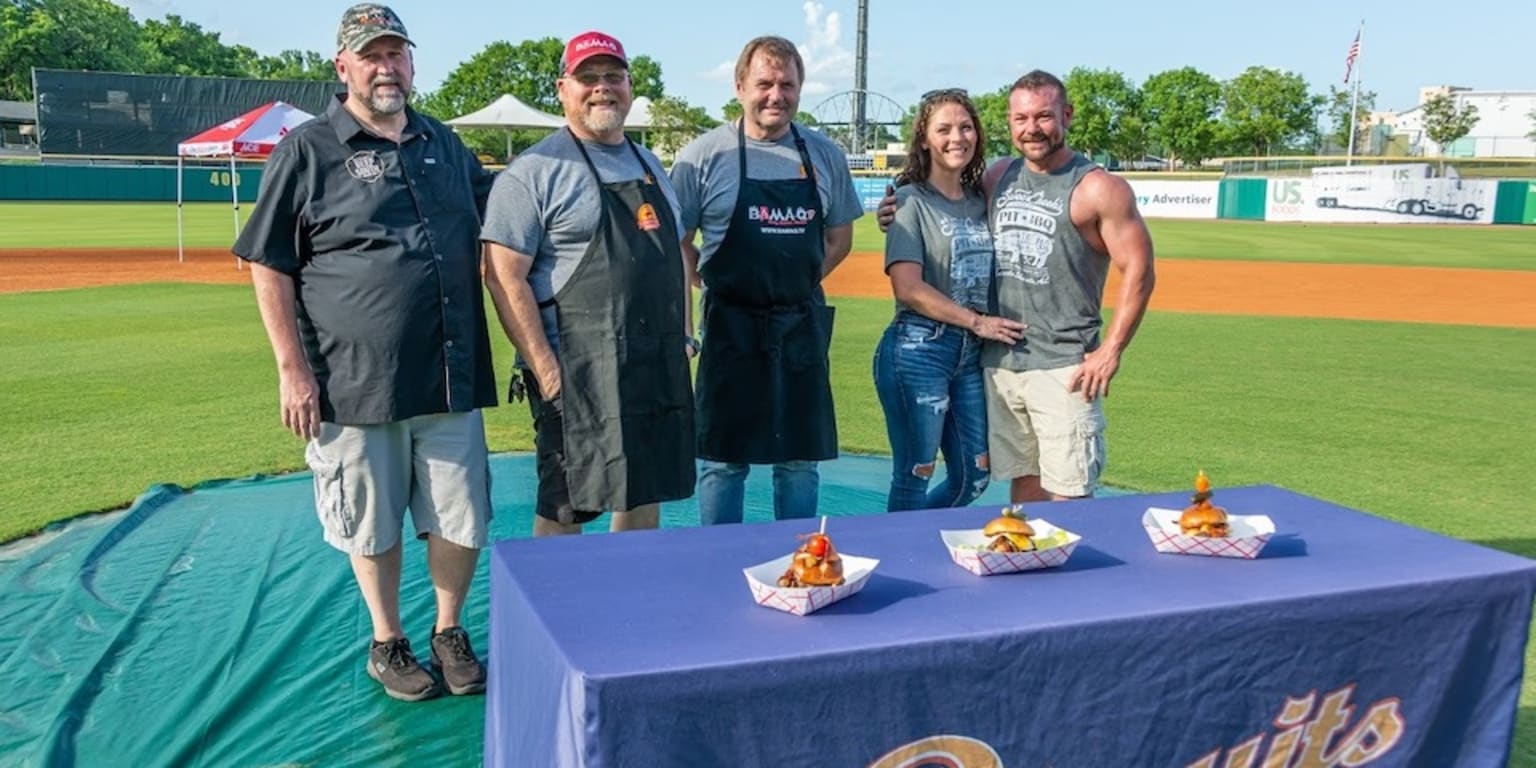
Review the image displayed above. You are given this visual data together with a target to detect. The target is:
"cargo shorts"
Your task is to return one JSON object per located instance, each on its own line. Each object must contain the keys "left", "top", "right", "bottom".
{"left": 304, "top": 410, "right": 493, "bottom": 555}
{"left": 984, "top": 365, "right": 1106, "bottom": 498}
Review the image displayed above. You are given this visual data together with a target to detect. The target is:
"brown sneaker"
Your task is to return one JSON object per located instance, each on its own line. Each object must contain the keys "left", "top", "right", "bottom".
{"left": 367, "top": 637, "right": 442, "bottom": 702}
{"left": 430, "top": 626, "right": 486, "bottom": 695}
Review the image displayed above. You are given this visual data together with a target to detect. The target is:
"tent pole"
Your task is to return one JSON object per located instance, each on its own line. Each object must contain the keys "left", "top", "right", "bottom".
{"left": 177, "top": 156, "right": 185, "bottom": 263}
{"left": 230, "top": 155, "right": 242, "bottom": 270}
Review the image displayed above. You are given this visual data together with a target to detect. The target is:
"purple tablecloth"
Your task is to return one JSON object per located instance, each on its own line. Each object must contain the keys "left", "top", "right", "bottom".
{"left": 486, "top": 486, "right": 1536, "bottom": 767}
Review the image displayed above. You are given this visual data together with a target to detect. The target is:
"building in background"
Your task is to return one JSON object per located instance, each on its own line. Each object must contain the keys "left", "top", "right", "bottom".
{"left": 0, "top": 100, "right": 37, "bottom": 154}
{"left": 1380, "top": 87, "right": 1536, "bottom": 158}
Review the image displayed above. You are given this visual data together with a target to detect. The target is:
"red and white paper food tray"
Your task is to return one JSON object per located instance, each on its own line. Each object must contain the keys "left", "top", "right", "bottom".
{"left": 1142, "top": 507, "right": 1275, "bottom": 559}
{"left": 743, "top": 554, "right": 879, "bottom": 616}
{"left": 940, "top": 519, "right": 1081, "bottom": 576}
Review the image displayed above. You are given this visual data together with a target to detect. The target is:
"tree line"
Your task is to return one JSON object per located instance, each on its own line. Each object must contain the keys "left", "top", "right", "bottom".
{"left": 2, "top": 0, "right": 1500, "bottom": 163}
{"left": 0, "top": 0, "right": 334, "bottom": 100}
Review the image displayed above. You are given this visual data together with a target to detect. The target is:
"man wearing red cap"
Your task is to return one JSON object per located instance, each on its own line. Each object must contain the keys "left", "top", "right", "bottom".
{"left": 483, "top": 31, "right": 696, "bottom": 536}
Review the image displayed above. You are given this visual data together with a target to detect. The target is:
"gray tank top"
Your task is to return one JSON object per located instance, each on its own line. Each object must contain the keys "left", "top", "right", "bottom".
{"left": 983, "top": 152, "right": 1107, "bottom": 371}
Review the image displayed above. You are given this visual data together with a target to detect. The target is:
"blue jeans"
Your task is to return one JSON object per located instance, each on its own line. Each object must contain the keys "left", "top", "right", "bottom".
{"left": 872, "top": 313, "right": 990, "bottom": 511}
{"left": 697, "top": 460, "right": 819, "bottom": 525}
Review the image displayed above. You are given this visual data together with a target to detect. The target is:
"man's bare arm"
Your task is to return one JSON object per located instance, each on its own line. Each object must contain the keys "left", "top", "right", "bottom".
{"left": 1069, "top": 173, "right": 1155, "bottom": 400}
{"left": 483, "top": 242, "right": 562, "bottom": 400}
{"left": 250, "top": 263, "right": 320, "bottom": 440}
{"left": 821, "top": 223, "right": 854, "bottom": 278}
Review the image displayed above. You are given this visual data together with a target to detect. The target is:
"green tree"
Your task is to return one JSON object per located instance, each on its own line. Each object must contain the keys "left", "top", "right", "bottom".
{"left": 1218, "top": 66, "right": 1319, "bottom": 156}
{"left": 1140, "top": 67, "right": 1221, "bottom": 168}
{"left": 1421, "top": 93, "right": 1479, "bottom": 156}
{"left": 138, "top": 14, "right": 243, "bottom": 77}
{"left": 645, "top": 95, "right": 718, "bottom": 156}
{"left": 628, "top": 55, "right": 663, "bottom": 100}
{"left": 239, "top": 48, "right": 335, "bottom": 81}
{"left": 0, "top": 0, "right": 143, "bottom": 100}
{"left": 1063, "top": 67, "right": 1138, "bottom": 161}
{"left": 971, "top": 87, "right": 1013, "bottom": 160}
{"left": 414, "top": 38, "right": 564, "bottom": 160}
{"left": 1325, "top": 85, "right": 1377, "bottom": 152}
{"left": 1108, "top": 112, "right": 1150, "bottom": 170}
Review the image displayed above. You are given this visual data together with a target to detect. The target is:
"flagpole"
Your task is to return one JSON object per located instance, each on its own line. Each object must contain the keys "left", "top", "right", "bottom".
{"left": 1346, "top": 21, "right": 1364, "bottom": 165}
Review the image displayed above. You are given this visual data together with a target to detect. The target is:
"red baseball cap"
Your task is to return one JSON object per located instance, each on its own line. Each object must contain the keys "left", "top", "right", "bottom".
{"left": 562, "top": 31, "right": 628, "bottom": 74}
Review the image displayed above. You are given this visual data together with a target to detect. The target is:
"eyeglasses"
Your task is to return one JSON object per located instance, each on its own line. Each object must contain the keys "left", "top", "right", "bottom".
{"left": 568, "top": 70, "right": 629, "bottom": 87}
{"left": 921, "top": 87, "right": 969, "bottom": 102}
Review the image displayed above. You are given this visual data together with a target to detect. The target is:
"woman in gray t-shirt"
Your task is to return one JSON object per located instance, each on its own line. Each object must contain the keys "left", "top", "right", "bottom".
{"left": 873, "top": 90, "right": 1025, "bottom": 511}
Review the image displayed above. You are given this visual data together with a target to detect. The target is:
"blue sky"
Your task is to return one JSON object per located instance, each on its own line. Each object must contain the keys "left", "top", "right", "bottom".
{"left": 116, "top": 0, "right": 1534, "bottom": 121}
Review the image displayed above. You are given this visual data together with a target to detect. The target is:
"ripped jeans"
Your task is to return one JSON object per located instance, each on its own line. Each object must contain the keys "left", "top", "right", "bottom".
{"left": 872, "top": 312, "right": 990, "bottom": 512}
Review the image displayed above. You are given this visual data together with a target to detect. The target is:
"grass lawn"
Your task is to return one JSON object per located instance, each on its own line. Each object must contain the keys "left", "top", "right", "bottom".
{"left": 2, "top": 209, "right": 1535, "bottom": 762}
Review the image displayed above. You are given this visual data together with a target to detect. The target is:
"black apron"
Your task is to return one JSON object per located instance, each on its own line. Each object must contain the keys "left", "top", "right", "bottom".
{"left": 546, "top": 130, "right": 695, "bottom": 511}
{"left": 695, "top": 122, "right": 837, "bottom": 464}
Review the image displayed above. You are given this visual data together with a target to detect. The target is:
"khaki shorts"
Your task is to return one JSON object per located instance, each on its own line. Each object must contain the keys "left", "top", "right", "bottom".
{"left": 984, "top": 365, "right": 1106, "bottom": 497}
{"left": 304, "top": 411, "right": 493, "bottom": 555}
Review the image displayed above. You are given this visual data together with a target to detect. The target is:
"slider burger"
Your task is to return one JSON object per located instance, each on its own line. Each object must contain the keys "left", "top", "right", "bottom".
{"left": 983, "top": 507, "right": 1035, "bottom": 552}
{"left": 777, "top": 532, "right": 845, "bottom": 587}
{"left": 1179, "top": 469, "right": 1230, "bottom": 538}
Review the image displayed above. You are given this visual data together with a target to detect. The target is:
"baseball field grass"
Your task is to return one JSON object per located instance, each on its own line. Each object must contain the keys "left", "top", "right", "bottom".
{"left": 2, "top": 204, "right": 1535, "bottom": 762}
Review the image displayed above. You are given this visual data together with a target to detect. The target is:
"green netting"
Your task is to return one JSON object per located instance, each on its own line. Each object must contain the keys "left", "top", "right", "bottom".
{"left": 0, "top": 453, "right": 1123, "bottom": 765}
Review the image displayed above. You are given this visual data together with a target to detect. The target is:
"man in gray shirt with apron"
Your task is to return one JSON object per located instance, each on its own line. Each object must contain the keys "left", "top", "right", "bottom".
{"left": 671, "top": 36, "right": 863, "bottom": 526}
{"left": 483, "top": 31, "right": 695, "bottom": 536}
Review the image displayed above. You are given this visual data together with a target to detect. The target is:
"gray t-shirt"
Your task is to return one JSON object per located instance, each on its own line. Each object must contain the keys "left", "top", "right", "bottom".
{"left": 670, "top": 122, "right": 863, "bottom": 265}
{"left": 481, "top": 129, "right": 682, "bottom": 358}
{"left": 884, "top": 182, "right": 993, "bottom": 315}
{"left": 984, "top": 153, "right": 1106, "bottom": 371}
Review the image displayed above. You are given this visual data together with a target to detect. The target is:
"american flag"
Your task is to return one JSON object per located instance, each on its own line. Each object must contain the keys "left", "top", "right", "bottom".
{"left": 1344, "top": 31, "right": 1362, "bottom": 84}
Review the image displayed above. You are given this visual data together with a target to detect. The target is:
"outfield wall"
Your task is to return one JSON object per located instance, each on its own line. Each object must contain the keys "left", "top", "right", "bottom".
{"left": 0, "top": 164, "right": 258, "bottom": 202}
{"left": 4, "top": 165, "right": 1534, "bottom": 225}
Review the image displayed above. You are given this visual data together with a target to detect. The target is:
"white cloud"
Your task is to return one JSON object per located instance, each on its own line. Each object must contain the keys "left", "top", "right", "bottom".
{"left": 796, "top": 1, "right": 853, "bottom": 100}
{"left": 697, "top": 1, "right": 854, "bottom": 104}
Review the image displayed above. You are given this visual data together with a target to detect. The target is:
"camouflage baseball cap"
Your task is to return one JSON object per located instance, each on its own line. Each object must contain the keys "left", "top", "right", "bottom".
{"left": 336, "top": 3, "right": 413, "bottom": 53}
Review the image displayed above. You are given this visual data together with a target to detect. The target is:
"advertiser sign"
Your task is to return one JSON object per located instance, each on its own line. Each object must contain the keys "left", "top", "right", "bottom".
{"left": 1128, "top": 180, "right": 1220, "bottom": 219}
{"left": 853, "top": 176, "right": 896, "bottom": 212}
{"left": 1266, "top": 166, "right": 1496, "bottom": 224}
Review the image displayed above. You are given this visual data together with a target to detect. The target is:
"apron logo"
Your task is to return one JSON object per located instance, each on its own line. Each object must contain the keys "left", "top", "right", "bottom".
{"left": 747, "top": 205, "right": 816, "bottom": 227}
{"left": 345, "top": 151, "right": 385, "bottom": 183}
{"left": 636, "top": 202, "right": 661, "bottom": 231}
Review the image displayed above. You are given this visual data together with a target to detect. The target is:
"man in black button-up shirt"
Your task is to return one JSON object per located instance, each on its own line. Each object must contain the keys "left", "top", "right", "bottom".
{"left": 234, "top": 3, "right": 497, "bottom": 702}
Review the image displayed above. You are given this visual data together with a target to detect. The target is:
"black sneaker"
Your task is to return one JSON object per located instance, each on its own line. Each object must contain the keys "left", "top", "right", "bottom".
{"left": 430, "top": 626, "right": 486, "bottom": 695}
{"left": 367, "top": 637, "right": 442, "bottom": 702}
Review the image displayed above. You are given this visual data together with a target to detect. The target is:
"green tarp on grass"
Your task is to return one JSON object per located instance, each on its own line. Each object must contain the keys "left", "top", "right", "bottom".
{"left": 0, "top": 453, "right": 1069, "bottom": 766}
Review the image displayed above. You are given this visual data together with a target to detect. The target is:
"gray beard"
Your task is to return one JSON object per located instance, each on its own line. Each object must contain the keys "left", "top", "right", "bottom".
{"left": 356, "top": 86, "right": 406, "bottom": 116}
{"left": 581, "top": 107, "right": 625, "bottom": 135}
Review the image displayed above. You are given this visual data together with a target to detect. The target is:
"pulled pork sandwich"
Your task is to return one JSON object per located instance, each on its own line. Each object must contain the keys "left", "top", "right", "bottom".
{"left": 1179, "top": 470, "right": 1230, "bottom": 537}
{"left": 983, "top": 507, "right": 1036, "bottom": 552}
{"left": 777, "top": 532, "right": 845, "bottom": 587}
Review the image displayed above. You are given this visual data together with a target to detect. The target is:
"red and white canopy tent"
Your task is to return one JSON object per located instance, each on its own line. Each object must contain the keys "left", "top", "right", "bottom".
{"left": 176, "top": 101, "right": 314, "bottom": 263}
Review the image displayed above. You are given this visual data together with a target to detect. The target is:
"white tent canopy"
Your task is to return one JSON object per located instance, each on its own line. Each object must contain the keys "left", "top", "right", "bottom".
{"left": 625, "top": 96, "right": 654, "bottom": 130}
{"left": 447, "top": 94, "right": 564, "bottom": 129}
{"left": 175, "top": 101, "right": 314, "bottom": 264}
{"left": 448, "top": 94, "right": 564, "bottom": 160}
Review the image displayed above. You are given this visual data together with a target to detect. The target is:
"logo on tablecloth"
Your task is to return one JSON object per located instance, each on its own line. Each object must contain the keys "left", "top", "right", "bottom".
{"left": 1186, "top": 684, "right": 1404, "bottom": 768}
